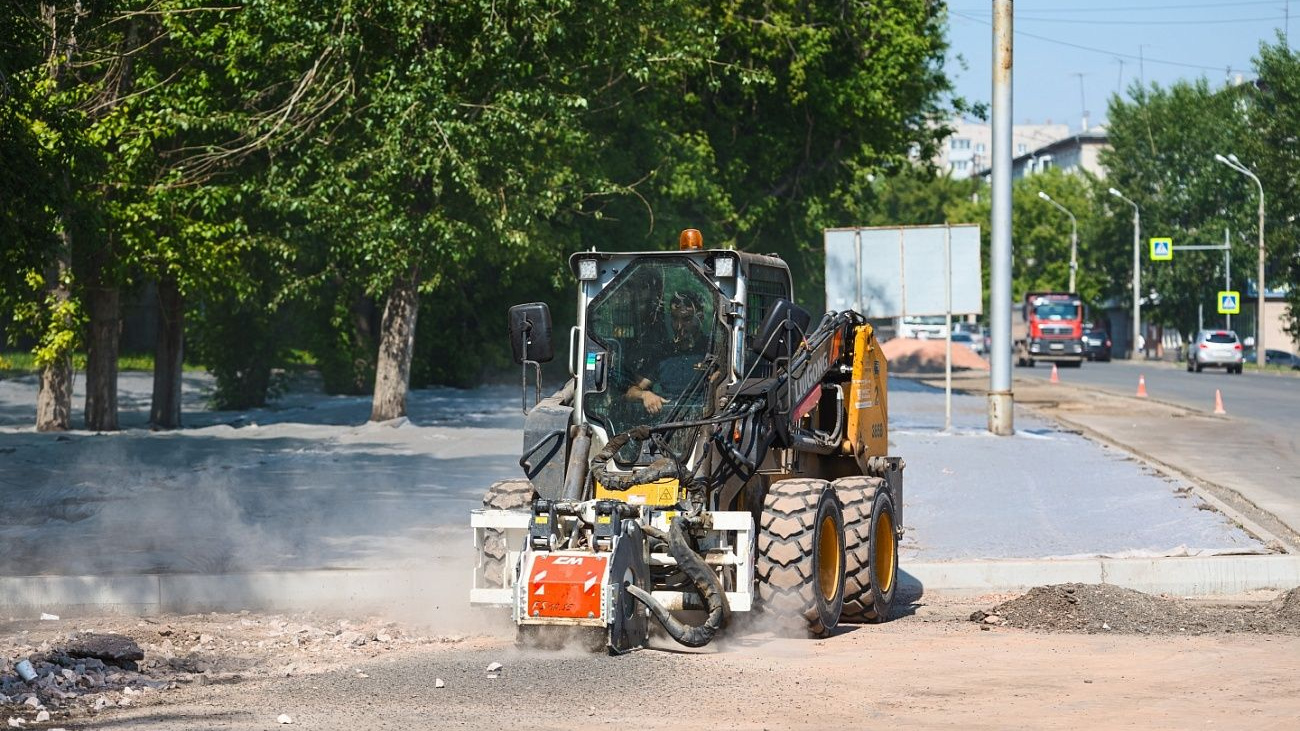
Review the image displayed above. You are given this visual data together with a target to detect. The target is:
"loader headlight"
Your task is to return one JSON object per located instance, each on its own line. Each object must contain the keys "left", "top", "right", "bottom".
{"left": 713, "top": 254, "right": 736, "bottom": 278}
{"left": 577, "top": 258, "right": 599, "bottom": 281}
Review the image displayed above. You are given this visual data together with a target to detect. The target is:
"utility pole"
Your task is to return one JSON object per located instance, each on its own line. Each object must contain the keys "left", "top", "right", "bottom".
{"left": 1215, "top": 153, "right": 1267, "bottom": 367}
{"left": 1037, "top": 191, "right": 1078, "bottom": 292}
{"left": 989, "top": 0, "right": 1014, "bottom": 436}
{"left": 1073, "top": 72, "right": 1088, "bottom": 131}
{"left": 1109, "top": 188, "right": 1141, "bottom": 359}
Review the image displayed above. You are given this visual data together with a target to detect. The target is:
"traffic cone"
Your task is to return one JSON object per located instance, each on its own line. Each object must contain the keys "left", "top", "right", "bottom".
{"left": 1050, "top": 364, "right": 1060, "bottom": 384}
{"left": 1136, "top": 374, "right": 1148, "bottom": 398}
{"left": 1214, "top": 389, "right": 1226, "bottom": 415}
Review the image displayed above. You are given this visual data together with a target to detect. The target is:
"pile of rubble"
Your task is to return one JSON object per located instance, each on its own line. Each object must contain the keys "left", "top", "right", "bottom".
{"left": 2, "top": 612, "right": 448, "bottom": 727}
{"left": 970, "top": 583, "right": 1300, "bottom": 635}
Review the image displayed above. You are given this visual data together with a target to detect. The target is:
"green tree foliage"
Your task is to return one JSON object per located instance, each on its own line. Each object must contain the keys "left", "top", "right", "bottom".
{"left": 557, "top": 0, "right": 964, "bottom": 311}
{"left": 2, "top": 0, "right": 971, "bottom": 414}
{"left": 1100, "top": 79, "right": 1251, "bottom": 334}
{"left": 1248, "top": 38, "right": 1300, "bottom": 343}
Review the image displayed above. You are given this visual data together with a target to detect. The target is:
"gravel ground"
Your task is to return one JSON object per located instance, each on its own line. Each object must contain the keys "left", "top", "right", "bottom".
{"left": 1, "top": 610, "right": 461, "bottom": 728}
{"left": 5, "top": 584, "right": 1300, "bottom": 729}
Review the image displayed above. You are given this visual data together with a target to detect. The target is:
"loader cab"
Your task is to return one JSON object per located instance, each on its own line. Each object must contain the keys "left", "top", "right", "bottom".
{"left": 568, "top": 238, "right": 792, "bottom": 465}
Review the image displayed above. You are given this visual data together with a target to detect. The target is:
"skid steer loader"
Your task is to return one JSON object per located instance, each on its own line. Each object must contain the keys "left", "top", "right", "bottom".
{"left": 470, "top": 229, "right": 904, "bottom": 653}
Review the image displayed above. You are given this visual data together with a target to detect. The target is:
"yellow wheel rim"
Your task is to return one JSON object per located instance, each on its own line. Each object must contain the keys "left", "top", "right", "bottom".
{"left": 874, "top": 508, "right": 896, "bottom": 593}
{"left": 817, "top": 514, "right": 842, "bottom": 602}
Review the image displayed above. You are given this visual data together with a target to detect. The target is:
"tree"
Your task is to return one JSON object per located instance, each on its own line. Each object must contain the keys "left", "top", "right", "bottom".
{"left": 1248, "top": 37, "right": 1300, "bottom": 346}
{"left": 1099, "top": 78, "right": 1251, "bottom": 337}
{"left": 251, "top": 0, "right": 714, "bottom": 421}
{"left": 567, "top": 0, "right": 965, "bottom": 311}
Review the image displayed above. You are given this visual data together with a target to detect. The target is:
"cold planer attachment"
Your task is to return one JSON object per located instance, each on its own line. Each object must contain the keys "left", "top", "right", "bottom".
{"left": 518, "top": 501, "right": 650, "bottom": 654}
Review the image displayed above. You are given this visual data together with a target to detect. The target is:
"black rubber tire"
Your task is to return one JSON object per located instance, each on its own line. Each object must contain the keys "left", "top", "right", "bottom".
{"left": 833, "top": 476, "right": 899, "bottom": 624}
{"left": 754, "top": 478, "right": 845, "bottom": 637}
{"left": 481, "top": 479, "right": 534, "bottom": 588}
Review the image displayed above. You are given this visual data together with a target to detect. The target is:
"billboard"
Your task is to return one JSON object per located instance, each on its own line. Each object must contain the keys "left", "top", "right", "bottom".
{"left": 824, "top": 224, "right": 983, "bottom": 317}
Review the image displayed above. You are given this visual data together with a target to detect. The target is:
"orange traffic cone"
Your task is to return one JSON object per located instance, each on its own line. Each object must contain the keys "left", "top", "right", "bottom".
{"left": 1214, "top": 389, "right": 1226, "bottom": 415}
{"left": 1136, "top": 374, "right": 1148, "bottom": 398}
{"left": 1050, "top": 364, "right": 1060, "bottom": 384}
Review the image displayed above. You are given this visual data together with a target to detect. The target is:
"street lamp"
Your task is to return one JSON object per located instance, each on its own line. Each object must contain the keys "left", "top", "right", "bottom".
{"left": 1214, "top": 153, "right": 1267, "bottom": 368}
{"left": 1109, "top": 187, "right": 1141, "bottom": 359}
{"left": 1037, "top": 191, "right": 1079, "bottom": 292}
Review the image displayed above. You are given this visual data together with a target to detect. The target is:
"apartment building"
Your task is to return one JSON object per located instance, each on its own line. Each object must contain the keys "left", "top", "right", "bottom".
{"left": 936, "top": 119, "right": 1070, "bottom": 179}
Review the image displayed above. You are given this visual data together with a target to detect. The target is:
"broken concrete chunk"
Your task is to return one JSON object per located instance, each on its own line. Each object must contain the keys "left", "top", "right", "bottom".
{"left": 277, "top": 714, "right": 294, "bottom": 724}
{"left": 65, "top": 634, "right": 144, "bottom": 665}
{"left": 435, "top": 678, "right": 445, "bottom": 688}
{"left": 486, "top": 662, "right": 503, "bottom": 673}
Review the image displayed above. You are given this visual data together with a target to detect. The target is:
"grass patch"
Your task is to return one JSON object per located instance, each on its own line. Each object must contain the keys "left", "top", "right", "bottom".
{"left": 0, "top": 351, "right": 206, "bottom": 377}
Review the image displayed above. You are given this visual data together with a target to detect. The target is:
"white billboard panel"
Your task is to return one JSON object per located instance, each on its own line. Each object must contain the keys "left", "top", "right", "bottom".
{"left": 823, "top": 224, "right": 983, "bottom": 318}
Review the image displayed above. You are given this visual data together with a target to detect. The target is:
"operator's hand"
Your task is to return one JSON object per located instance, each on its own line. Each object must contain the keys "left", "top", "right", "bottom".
{"left": 641, "top": 390, "right": 668, "bottom": 415}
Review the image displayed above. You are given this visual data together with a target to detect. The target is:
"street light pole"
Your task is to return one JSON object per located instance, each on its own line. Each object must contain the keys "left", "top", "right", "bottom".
{"left": 1109, "top": 188, "right": 1141, "bottom": 359}
{"left": 1037, "top": 191, "right": 1079, "bottom": 291}
{"left": 1215, "top": 153, "right": 1266, "bottom": 368}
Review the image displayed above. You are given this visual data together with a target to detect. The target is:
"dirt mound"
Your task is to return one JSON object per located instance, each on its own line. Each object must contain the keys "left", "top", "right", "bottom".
{"left": 970, "top": 583, "right": 1300, "bottom": 635}
{"left": 882, "top": 337, "right": 989, "bottom": 374}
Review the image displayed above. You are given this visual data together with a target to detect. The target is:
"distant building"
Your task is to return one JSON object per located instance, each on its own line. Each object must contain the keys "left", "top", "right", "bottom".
{"left": 935, "top": 119, "right": 1070, "bottom": 179}
{"left": 1007, "top": 128, "right": 1110, "bottom": 179}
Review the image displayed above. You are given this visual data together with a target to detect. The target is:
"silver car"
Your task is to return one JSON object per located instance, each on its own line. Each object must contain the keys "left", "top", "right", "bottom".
{"left": 1187, "top": 329, "right": 1244, "bottom": 374}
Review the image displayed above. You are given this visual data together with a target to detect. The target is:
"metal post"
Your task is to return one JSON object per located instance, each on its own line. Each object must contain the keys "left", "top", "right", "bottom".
{"left": 1037, "top": 191, "right": 1078, "bottom": 291}
{"left": 988, "top": 0, "right": 1014, "bottom": 436}
{"left": 1215, "top": 153, "right": 1266, "bottom": 367}
{"left": 1108, "top": 188, "right": 1140, "bottom": 359}
{"left": 1257, "top": 184, "right": 1266, "bottom": 367}
{"left": 1225, "top": 227, "right": 1232, "bottom": 330}
{"left": 1133, "top": 206, "right": 1141, "bottom": 359}
{"left": 944, "top": 225, "right": 953, "bottom": 433}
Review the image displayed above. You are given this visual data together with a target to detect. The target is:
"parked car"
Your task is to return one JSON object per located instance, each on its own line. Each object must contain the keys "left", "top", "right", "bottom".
{"left": 1084, "top": 329, "right": 1112, "bottom": 362}
{"left": 1187, "top": 329, "right": 1244, "bottom": 374}
{"left": 1265, "top": 349, "right": 1300, "bottom": 370}
{"left": 952, "top": 323, "right": 986, "bottom": 355}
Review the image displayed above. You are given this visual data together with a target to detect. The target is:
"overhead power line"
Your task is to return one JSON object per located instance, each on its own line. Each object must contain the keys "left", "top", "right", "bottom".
{"left": 949, "top": 11, "right": 1254, "bottom": 73}
{"left": 951, "top": 0, "right": 1277, "bottom": 13}
{"left": 1015, "top": 14, "right": 1286, "bottom": 25}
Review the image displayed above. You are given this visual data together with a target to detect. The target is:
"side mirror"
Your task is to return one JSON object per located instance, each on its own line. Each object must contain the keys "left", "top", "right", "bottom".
{"left": 509, "top": 303, "right": 554, "bottom": 364}
{"left": 751, "top": 298, "right": 811, "bottom": 362}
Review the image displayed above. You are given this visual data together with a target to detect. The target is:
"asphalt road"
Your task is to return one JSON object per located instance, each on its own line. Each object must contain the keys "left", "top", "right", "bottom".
{"left": 1014, "top": 357, "right": 1299, "bottom": 429}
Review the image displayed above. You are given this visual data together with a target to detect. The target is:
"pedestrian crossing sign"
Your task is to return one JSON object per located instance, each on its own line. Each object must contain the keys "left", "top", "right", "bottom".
{"left": 1150, "top": 237, "right": 1173, "bottom": 261}
{"left": 1218, "top": 290, "right": 1241, "bottom": 315}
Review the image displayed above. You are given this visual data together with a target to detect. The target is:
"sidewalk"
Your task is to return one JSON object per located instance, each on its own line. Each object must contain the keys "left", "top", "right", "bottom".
{"left": 1, "top": 371, "right": 1297, "bottom": 615}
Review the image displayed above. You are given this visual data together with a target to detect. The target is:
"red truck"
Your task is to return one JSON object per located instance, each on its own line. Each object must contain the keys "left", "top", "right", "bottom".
{"left": 1013, "top": 291, "right": 1086, "bottom": 367}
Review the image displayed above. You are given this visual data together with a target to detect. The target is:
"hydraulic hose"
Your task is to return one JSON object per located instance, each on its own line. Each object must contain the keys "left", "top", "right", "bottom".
{"left": 589, "top": 426, "right": 679, "bottom": 490}
{"left": 626, "top": 519, "right": 730, "bottom": 648}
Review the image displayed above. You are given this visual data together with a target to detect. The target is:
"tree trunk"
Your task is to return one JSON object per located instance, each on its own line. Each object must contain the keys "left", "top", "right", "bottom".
{"left": 36, "top": 354, "right": 74, "bottom": 432}
{"left": 84, "top": 283, "right": 120, "bottom": 431}
{"left": 150, "top": 277, "right": 184, "bottom": 429}
{"left": 370, "top": 269, "right": 420, "bottom": 422}
{"left": 35, "top": 257, "right": 74, "bottom": 432}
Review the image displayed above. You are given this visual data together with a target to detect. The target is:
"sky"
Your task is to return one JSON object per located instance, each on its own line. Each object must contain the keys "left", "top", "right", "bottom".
{"left": 943, "top": 0, "right": 1293, "bottom": 133}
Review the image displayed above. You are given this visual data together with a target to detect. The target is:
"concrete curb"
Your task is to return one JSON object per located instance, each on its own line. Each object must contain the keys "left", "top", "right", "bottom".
{"left": 903, "top": 554, "right": 1300, "bottom": 598}
{"left": 6, "top": 555, "right": 1300, "bottom": 616}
